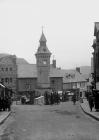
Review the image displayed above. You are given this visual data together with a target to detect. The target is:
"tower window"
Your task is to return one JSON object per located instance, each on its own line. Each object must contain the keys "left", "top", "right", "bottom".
{"left": 1, "top": 68, "right": 4, "bottom": 71}
{"left": 6, "top": 68, "right": 8, "bottom": 71}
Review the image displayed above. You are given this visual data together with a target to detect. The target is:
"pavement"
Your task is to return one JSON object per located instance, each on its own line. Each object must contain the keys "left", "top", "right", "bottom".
{"left": 80, "top": 98, "right": 99, "bottom": 121}
{"left": 0, "top": 111, "right": 11, "bottom": 125}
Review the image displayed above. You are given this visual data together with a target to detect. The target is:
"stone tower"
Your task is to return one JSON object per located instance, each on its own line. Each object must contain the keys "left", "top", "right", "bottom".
{"left": 35, "top": 31, "right": 51, "bottom": 88}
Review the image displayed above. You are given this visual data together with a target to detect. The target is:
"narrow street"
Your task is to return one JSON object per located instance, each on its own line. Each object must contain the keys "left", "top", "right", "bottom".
{"left": 0, "top": 101, "right": 99, "bottom": 140}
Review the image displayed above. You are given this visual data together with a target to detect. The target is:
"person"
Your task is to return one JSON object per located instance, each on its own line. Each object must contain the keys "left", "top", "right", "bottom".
{"left": 88, "top": 94, "right": 94, "bottom": 111}
{"left": 94, "top": 91, "right": 99, "bottom": 111}
{"left": 72, "top": 94, "right": 76, "bottom": 105}
{"left": 50, "top": 92, "right": 54, "bottom": 105}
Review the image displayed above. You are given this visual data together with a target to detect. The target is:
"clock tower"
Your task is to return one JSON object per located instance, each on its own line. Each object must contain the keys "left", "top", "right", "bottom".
{"left": 35, "top": 31, "right": 51, "bottom": 88}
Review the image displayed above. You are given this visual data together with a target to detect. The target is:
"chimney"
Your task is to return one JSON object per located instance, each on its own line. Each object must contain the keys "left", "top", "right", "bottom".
{"left": 52, "top": 59, "right": 56, "bottom": 68}
{"left": 76, "top": 67, "right": 80, "bottom": 73}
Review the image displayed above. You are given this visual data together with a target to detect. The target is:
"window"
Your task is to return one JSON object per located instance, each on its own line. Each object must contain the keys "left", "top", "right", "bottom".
{"left": 1, "top": 78, "right": 4, "bottom": 84}
{"left": 6, "top": 68, "right": 8, "bottom": 71}
{"left": 5, "top": 78, "right": 9, "bottom": 83}
{"left": 10, "top": 78, "right": 12, "bottom": 83}
{"left": 10, "top": 67, "right": 12, "bottom": 71}
{"left": 1, "top": 68, "right": 4, "bottom": 71}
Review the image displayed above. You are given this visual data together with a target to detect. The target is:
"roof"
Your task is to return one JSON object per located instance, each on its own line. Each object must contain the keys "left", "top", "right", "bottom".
{"left": 62, "top": 70, "right": 87, "bottom": 83}
{"left": 0, "top": 53, "right": 29, "bottom": 65}
{"left": 17, "top": 64, "right": 63, "bottom": 78}
{"left": 36, "top": 45, "right": 51, "bottom": 54}
{"left": 39, "top": 32, "right": 47, "bottom": 42}
{"left": 36, "top": 32, "right": 51, "bottom": 54}
{"left": 49, "top": 68, "right": 63, "bottom": 78}
{"left": 0, "top": 53, "right": 10, "bottom": 58}
{"left": 17, "top": 64, "right": 37, "bottom": 78}
{"left": 16, "top": 58, "right": 29, "bottom": 64}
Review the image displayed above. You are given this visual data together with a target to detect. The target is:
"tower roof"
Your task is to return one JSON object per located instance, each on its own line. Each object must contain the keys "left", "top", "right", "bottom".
{"left": 39, "top": 32, "right": 47, "bottom": 42}
{"left": 36, "top": 45, "right": 51, "bottom": 54}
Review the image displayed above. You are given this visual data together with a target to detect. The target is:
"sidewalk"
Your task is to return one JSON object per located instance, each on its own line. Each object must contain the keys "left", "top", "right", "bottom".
{"left": 80, "top": 98, "right": 99, "bottom": 121}
{"left": 0, "top": 111, "right": 11, "bottom": 125}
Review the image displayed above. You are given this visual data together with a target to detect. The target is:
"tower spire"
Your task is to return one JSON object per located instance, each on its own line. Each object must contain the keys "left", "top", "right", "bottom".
{"left": 42, "top": 26, "right": 44, "bottom": 33}
{"left": 39, "top": 26, "right": 47, "bottom": 43}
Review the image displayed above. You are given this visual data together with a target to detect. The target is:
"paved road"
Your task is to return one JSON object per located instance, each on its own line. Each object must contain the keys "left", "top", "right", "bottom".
{"left": 0, "top": 101, "right": 99, "bottom": 140}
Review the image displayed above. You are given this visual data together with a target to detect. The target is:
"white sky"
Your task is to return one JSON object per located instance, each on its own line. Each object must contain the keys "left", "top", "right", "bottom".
{"left": 0, "top": 0, "right": 98, "bottom": 69}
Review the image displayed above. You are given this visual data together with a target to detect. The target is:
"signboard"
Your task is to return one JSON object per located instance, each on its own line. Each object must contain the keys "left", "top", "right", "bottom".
{"left": 96, "top": 82, "right": 99, "bottom": 90}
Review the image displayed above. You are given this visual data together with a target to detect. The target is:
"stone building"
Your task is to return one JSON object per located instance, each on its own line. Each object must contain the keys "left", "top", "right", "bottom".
{"left": 35, "top": 31, "right": 51, "bottom": 88}
{"left": 0, "top": 32, "right": 87, "bottom": 97}
{"left": 92, "top": 22, "right": 99, "bottom": 89}
{"left": 17, "top": 32, "right": 63, "bottom": 95}
{"left": 0, "top": 54, "right": 17, "bottom": 93}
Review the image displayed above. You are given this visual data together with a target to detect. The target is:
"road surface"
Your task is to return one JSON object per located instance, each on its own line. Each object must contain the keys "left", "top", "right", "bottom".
{"left": 0, "top": 101, "right": 99, "bottom": 140}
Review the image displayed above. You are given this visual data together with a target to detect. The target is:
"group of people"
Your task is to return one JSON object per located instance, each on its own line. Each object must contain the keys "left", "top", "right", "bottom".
{"left": 0, "top": 87, "right": 12, "bottom": 112}
{"left": 44, "top": 91, "right": 60, "bottom": 105}
{"left": 0, "top": 96, "right": 12, "bottom": 111}
{"left": 87, "top": 90, "right": 99, "bottom": 112}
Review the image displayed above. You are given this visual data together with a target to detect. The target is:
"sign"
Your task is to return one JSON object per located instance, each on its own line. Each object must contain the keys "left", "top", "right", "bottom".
{"left": 96, "top": 82, "right": 99, "bottom": 90}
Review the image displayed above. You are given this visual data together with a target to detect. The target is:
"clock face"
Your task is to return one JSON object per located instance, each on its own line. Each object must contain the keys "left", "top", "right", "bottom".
{"left": 43, "top": 60, "right": 47, "bottom": 65}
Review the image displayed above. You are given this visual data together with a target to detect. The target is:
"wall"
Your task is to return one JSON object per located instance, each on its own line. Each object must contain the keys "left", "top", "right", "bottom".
{"left": 50, "top": 77, "right": 63, "bottom": 91}
{"left": 17, "top": 78, "right": 37, "bottom": 93}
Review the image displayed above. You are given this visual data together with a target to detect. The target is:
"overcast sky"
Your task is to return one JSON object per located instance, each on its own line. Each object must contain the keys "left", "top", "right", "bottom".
{"left": 0, "top": 0, "right": 98, "bottom": 69}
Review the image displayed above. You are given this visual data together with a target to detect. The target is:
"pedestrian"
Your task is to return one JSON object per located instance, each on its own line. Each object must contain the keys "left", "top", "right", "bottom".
{"left": 88, "top": 94, "right": 94, "bottom": 112}
{"left": 50, "top": 92, "right": 54, "bottom": 105}
{"left": 72, "top": 94, "right": 76, "bottom": 105}
{"left": 94, "top": 91, "right": 99, "bottom": 111}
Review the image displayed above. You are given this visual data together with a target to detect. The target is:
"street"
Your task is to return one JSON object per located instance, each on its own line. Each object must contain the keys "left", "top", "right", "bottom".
{"left": 0, "top": 101, "right": 99, "bottom": 140}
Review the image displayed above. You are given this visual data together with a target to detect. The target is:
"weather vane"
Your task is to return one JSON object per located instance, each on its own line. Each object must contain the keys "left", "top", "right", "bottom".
{"left": 42, "top": 26, "right": 44, "bottom": 33}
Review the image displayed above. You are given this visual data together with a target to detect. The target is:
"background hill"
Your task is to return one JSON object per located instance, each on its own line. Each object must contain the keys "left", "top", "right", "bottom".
{"left": 80, "top": 66, "right": 91, "bottom": 75}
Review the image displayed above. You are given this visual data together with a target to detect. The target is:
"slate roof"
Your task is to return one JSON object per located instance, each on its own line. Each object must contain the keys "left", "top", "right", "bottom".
{"left": 39, "top": 32, "right": 47, "bottom": 42}
{"left": 0, "top": 54, "right": 29, "bottom": 65}
{"left": 36, "top": 45, "right": 51, "bottom": 54}
{"left": 0, "top": 53, "right": 10, "bottom": 58}
{"left": 17, "top": 64, "right": 63, "bottom": 78}
{"left": 17, "top": 64, "right": 87, "bottom": 83}
{"left": 49, "top": 68, "right": 63, "bottom": 78}
{"left": 63, "top": 71, "right": 87, "bottom": 83}
{"left": 16, "top": 58, "right": 29, "bottom": 64}
{"left": 17, "top": 64, "right": 37, "bottom": 78}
